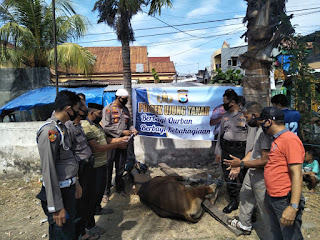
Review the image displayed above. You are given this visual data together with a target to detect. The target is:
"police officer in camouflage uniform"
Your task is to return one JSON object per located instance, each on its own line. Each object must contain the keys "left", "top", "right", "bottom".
{"left": 36, "top": 90, "right": 82, "bottom": 239}
{"left": 65, "top": 97, "right": 99, "bottom": 240}
{"left": 102, "top": 89, "right": 138, "bottom": 197}
{"left": 215, "top": 89, "right": 248, "bottom": 214}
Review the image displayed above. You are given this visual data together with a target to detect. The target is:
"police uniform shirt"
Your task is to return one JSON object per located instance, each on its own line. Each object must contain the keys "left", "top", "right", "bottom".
{"left": 65, "top": 120, "right": 92, "bottom": 162}
{"left": 102, "top": 102, "right": 135, "bottom": 138}
{"left": 215, "top": 111, "right": 247, "bottom": 155}
{"left": 37, "top": 116, "right": 79, "bottom": 213}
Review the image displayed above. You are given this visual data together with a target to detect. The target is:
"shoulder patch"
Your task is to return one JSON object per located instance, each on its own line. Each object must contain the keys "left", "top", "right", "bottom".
{"left": 48, "top": 130, "right": 58, "bottom": 142}
{"left": 106, "top": 109, "right": 111, "bottom": 114}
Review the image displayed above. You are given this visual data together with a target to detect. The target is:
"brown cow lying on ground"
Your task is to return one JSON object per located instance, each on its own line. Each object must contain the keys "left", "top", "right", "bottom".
{"left": 131, "top": 162, "right": 217, "bottom": 223}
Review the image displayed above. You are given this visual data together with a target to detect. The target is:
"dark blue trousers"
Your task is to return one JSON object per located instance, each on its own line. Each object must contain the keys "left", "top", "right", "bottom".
{"left": 266, "top": 193, "right": 305, "bottom": 240}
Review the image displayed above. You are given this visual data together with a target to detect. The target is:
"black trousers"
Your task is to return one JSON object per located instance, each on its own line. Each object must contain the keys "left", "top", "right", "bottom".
{"left": 94, "top": 164, "right": 108, "bottom": 213}
{"left": 74, "top": 164, "right": 95, "bottom": 238}
{"left": 105, "top": 148, "right": 127, "bottom": 194}
{"left": 37, "top": 185, "right": 76, "bottom": 240}
{"left": 221, "top": 143, "right": 247, "bottom": 203}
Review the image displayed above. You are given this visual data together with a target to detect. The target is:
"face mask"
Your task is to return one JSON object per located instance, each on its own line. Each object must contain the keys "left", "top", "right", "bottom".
{"left": 247, "top": 115, "right": 258, "bottom": 127}
{"left": 79, "top": 109, "right": 88, "bottom": 120}
{"left": 93, "top": 116, "right": 102, "bottom": 125}
{"left": 119, "top": 97, "right": 128, "bottom": 106}
{"left": 67, "top": 108, "right": 78, "bottom": 121}
{"left": 260, "top": 120, "right": 272, "bottom": 134}
{"left": 223, "top": 102, "right": 231, "bottom": 111}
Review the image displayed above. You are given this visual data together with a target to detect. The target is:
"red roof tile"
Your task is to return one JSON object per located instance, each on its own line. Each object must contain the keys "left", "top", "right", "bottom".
{"left": 148, "top": 57, "right": 171, "bottom": 62}
{"left": 85, "top": 46, "right": 149, "bottom": 73}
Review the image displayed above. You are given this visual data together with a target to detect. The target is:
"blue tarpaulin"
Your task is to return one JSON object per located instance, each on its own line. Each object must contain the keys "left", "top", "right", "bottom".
{"left": 0, "top": 86, "right": 108, "bottom": 115}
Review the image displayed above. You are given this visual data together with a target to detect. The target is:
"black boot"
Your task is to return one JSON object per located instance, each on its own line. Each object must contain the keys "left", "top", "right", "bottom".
{"left": 223, "top": 201, "right": 238, "bottom": 214}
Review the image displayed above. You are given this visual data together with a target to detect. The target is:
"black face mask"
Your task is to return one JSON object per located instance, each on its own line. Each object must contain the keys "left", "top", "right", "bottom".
{"left": 79, "top": 109, "right": 88, "bottom": 120}
{"left": 223, "top": 102, "right": 231, "bottom": 111}
{"left": 260, "top": 120, "right": 272, "bottom": 134}
{"left": 93, "top": 116, "right": 102, "bottom": 125}
{"left": 119, "top": 97, "right": 128, "bottom": 106}
{"left": 247, "top": 115, "right": 258, "bottom": 127}
{"left": 67, "top": 108, "right": 78, "bottom": 121}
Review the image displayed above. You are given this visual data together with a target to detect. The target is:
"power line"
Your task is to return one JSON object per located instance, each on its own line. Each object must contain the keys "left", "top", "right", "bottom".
{"left": 80, "top": 6, "right": 320, "bottom": 39}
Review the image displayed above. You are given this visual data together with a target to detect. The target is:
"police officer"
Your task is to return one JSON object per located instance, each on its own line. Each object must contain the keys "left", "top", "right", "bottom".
{"left": 36, "top": 90, "right": 81, "bottom": 239}
{"left": 65, "top": 97, "right": 99, "bottom": 240}
{"left": 102, "top": 89, "right": 138, "bottom": 197}
{"left": 215, "top": 89, "right": 248, "bottom": 214}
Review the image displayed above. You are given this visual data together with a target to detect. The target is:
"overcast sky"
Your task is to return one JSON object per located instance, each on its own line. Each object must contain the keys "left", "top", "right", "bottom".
{"left": 53, "top": 0, "right": 320, "bottom": 75}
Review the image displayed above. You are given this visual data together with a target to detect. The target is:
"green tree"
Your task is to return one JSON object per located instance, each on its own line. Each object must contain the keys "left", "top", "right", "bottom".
{"left": 93, "top": 0, "right": 173, "bottom": 115}
{"left": 282, "top": 36, "right": 319, "bottom": 143}
{"left": 210, "top": 69, "right": 243, "bottom": 85}
{"left": 0, "top": 0, "right": 94, "bottom": 73}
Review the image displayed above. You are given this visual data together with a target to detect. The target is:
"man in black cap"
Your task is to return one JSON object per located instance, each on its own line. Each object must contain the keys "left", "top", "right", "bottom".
{"left": 81, "top": 103, "right": 129, "bottom": 236}
{"left": 259, "top": 107, "right": 305, "bottom": 240}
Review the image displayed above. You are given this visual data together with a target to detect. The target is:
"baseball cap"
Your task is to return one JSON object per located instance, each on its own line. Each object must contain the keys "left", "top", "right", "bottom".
{"left": 257, "top": 107, "right": 284, "bottom": 121}
{"left": 88, "top": 103, "right": 103, "bottom": 110}
{"left": 115, "top": 89, "right": 129, "bottom": 97}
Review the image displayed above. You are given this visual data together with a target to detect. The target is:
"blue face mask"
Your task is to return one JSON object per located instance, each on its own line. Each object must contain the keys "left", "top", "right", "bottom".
{"left": 260, "top": 119, "right": 272, "bottom": 134}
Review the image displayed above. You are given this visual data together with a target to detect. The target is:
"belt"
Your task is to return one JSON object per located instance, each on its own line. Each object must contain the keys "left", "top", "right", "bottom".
{"left": 43, "top": 176, "right": 77, "bottom": 189}
{"left": 222, "top": 139, "right": 246, "bottom": 147}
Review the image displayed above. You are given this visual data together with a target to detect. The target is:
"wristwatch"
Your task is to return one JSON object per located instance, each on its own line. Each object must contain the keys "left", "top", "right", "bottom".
{"left": 240, "top": 161, "right": 245, "bottom": 169}
{"left": 290, "top": 203, "right": 299, "bottom": 211}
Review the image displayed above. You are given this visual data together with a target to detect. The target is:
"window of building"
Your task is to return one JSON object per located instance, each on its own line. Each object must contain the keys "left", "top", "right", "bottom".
{"left": 231, "top": 57, "right": 238, "bottom": 66}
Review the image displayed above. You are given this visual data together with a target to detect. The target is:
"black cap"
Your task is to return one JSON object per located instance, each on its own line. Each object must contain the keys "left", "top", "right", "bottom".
{"left": 88, "top": 103, "right": 103, "bottom": 110}
{"left": 257, "top": 107, "right": 284, "bottom": 121}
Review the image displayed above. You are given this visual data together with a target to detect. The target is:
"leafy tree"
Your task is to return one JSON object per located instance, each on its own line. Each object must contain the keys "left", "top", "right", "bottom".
{"left": 152, "top": 67, "right": 160, "bottom": 83}
{"left": 282, "top": 36, "right": 319, "bottom": 143}
{"left": 0, "top": 0, "right": 94, "bottom": 73}
{"left": 93, "top": 0, "right": 173, "bottom": 115}
{"left": 210, "top": 68, "right": 244, "bottom": 85}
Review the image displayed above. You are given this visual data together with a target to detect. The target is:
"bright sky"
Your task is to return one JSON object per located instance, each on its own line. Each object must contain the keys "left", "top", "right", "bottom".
{"left": 59, "top": 0, "right": 320, "bottom": 75}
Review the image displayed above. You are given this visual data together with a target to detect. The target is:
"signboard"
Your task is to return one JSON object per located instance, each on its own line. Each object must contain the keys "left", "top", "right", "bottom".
{"left": 133, "top": 86, "right": 243, "bottom": 140}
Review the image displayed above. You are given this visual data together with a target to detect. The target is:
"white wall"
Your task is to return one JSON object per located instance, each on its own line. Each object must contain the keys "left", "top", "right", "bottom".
{"left": 0, "top": 122, "right": 215, "bottom": 178}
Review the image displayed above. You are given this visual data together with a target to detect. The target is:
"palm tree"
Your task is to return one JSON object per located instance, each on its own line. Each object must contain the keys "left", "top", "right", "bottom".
{"left": 0, "top": 0, "right": 93, "bottom": 73}
{"left": 93, "top": 0, "right": 173, "bottom": 115}
{"left": 240, "top": 0, "right": 294, "bottom": 106}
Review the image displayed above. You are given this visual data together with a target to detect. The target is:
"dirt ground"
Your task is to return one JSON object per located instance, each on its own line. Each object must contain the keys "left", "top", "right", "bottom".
{"left": 0, "top": 167, "right": 319, "bottom": 240}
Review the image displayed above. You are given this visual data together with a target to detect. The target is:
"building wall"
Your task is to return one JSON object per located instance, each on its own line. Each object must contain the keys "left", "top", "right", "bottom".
{"left": 0, "top": 68, "right": 50, "bottom": 107}
{"left": 0, "top": 122, "right": 215, "bottom": 178}
{"left": 221, "top": 45, "right": 248, "bottom": 73}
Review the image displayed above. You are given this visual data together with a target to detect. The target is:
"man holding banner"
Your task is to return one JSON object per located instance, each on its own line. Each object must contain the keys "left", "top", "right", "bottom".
{"left": 215, "top": 89, "right": 248, "bottom": 214}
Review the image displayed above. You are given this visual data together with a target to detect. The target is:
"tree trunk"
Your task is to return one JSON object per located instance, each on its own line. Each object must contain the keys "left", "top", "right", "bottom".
{"left": 121, "top": 39, "right": 133, "bottom": 117}
{"left": 243, "top": 62, "right": 271, "bottom": 107}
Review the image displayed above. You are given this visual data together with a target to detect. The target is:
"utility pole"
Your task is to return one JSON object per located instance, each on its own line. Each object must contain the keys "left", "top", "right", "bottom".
{"left": 52, "top": 0, "right": 59, "bottom": 95}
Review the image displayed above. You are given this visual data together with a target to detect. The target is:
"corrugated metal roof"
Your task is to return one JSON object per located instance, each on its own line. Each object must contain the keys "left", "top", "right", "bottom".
{"left": 103, "top": 82, "right": 205, "bottom": 92}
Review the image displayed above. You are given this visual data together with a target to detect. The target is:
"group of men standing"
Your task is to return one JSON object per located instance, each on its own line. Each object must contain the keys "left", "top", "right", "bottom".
{"left": 36, "top": 89, "right": 137, "bottom": 240}
{"left": 215, "top": 90, "right": 304, "bottom": 239}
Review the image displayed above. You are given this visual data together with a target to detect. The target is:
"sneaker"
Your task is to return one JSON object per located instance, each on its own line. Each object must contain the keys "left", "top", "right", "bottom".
{"left": 86, "top": 226, "right": 106, "bottom": 236}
